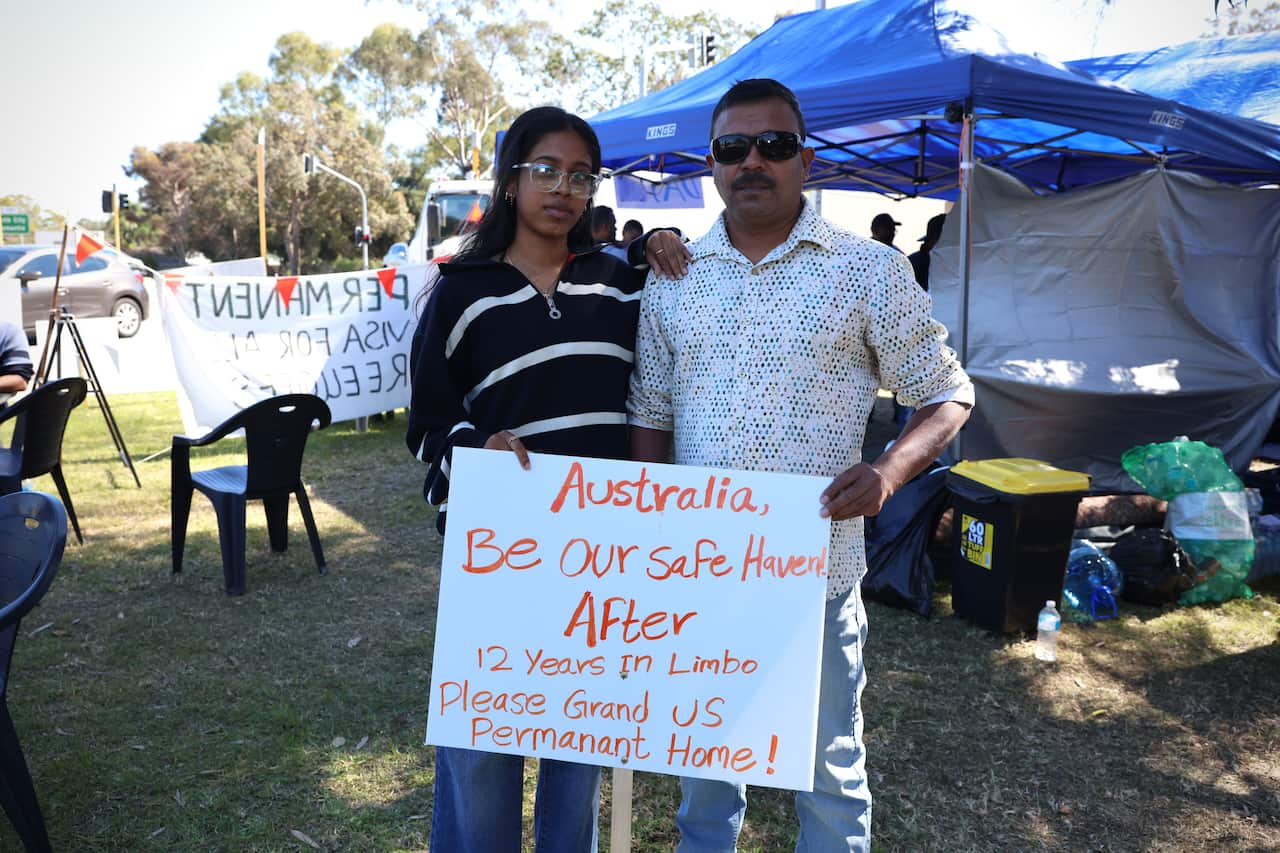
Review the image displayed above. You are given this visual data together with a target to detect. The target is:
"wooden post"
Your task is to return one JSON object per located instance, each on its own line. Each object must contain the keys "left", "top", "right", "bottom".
{"left": 610, "top": 768, "right": 633, "bottom": 853}
{"left": 257, "top": 128, "right": 268, "bottom": 265}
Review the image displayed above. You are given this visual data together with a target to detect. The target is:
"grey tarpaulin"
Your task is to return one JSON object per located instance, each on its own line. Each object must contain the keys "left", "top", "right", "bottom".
{"left": 931, "top": 164, "right": 1280, "bottom": 492}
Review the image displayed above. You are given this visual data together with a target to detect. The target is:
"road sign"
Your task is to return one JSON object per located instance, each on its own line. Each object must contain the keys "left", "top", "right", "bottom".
{"left": 2, "top": 213, "right": 30, "bottom": 234}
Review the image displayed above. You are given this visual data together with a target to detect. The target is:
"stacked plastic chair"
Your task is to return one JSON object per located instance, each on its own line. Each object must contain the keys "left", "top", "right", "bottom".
{"left": 0, "top": 491, "right": 68, "bottom": 852}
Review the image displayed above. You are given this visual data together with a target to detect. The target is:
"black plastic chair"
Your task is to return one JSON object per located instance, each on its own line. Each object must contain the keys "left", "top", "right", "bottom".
{"left": 0, "top": 378, "right": 88, "bottom": 545}
{"left": 171, "top": 394, "right": 332, "bottom": 596}
{"left": 0, "top": 491, "right": 67, "bottom": 853}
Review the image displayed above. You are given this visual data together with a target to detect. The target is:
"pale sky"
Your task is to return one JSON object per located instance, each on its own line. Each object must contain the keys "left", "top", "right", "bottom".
{"left": 4, "top": 0, "right": 1210, "bottom": 223}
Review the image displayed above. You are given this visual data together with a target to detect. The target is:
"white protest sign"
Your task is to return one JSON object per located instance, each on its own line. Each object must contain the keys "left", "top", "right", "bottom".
{"left": 427, "top": 448, "right": 831, "bottom": 791}
{"left": 160, "top": 264, "right": 433, "bottom": 434}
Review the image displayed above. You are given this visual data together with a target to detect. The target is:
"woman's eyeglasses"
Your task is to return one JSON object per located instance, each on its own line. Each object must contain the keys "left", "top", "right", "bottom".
{"left": 512, "top": 163, "right": 602, "bottom": 198}
{"left": 710, "top": 131, "right": 804, "bottom": 164}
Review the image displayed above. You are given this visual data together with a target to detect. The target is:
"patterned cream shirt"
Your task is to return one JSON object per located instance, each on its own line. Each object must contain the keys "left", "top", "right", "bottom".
{"left": 628, "top": 200, "right": 973, "bottom": 598}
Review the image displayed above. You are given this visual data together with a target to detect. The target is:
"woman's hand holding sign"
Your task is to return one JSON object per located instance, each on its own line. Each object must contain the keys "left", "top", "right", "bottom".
{"left": 484, "top": 430, "right": 531, "bottom": 470}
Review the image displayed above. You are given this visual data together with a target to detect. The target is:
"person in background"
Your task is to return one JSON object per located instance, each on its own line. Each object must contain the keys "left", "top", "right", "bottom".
{"left": 870, "top": 212, "right": 902, "bottom": 251}
{"left": 621, "top": 219, "right": 644, "bottom": 247}
{"left": 591, "top": 205, "right": 617, "bottom": 244}
{"left": 628, "top": 78, "right": 972, "bottom": 853}
{"left": 0, "top": 319, "right": 34, "bottom": 408}
{"left": 593, "top": 206, "right": 630, "bottom": 261}
{"left": 907, "top": 213, "right": 946, "bottom": 290}
{"left": 405, "top": 105, "right": 683, "bottom": 853}
{"left": 896, "top": 212, "right": 949, "bottom": 427}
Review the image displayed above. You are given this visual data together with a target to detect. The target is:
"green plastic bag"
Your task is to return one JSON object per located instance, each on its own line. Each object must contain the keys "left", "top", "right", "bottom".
{"left": 1120, "top": 439, "right": 1253, "bottom": 605}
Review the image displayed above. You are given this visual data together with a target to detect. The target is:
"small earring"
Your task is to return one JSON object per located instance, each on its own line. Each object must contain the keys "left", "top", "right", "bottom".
{"left": 504, "top": 191, "right": 515, "bottom": 204}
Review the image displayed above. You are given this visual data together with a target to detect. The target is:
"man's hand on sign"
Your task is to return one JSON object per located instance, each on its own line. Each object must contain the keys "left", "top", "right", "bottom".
{"left": 645, "top": 229, "right": 691, "bottom": 279}
{"left": 483, "top": 430, "right": 531, "bottom": 470}
{"left": 818, "top": 462, "right": 893, "bottom": 520}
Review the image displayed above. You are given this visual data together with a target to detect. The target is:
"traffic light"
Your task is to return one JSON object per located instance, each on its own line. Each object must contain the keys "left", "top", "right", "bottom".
{"left": 354, "top": 225, "right": 372, "bottom": 246}
{"left": 101, "top": 190, "right": 113, "bottom": 214}
{"left": 700, "top": 32, "right": 717, "bottom": 66}
{"left": 118, "top": 193, "right": 130, "bottom": 211}
{"left": 302, "top": 153, "right": 316, "bottom": 175}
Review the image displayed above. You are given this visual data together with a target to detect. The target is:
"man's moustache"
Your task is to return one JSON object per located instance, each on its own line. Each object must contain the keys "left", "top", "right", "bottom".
{"left": 732, "top": 175, "right": 775, "bottom": 190}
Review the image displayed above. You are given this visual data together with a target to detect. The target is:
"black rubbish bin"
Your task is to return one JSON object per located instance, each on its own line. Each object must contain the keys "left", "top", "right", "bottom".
{"left": 946, "top": 458, "right": 1090, "bottom": 634}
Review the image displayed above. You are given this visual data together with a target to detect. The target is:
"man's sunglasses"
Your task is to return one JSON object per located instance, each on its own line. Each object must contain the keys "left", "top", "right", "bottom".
{"left": 710, "top": 131, "right": 804, "bottom": 164}
{"left": 512, "top": 162, "right": 602, "bottom": 198}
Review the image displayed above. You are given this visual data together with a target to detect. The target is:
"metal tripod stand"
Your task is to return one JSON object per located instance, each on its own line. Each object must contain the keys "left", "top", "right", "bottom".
{"left": 35, "top": 306, "right": 141, "bottom": 488}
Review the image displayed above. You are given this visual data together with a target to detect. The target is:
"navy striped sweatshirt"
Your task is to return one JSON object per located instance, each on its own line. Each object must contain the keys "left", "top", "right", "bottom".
{"left": 406, "top": 248, "right": 644, "bottom": 532}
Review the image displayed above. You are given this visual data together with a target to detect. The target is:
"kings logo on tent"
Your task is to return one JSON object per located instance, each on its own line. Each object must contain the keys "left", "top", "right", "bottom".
{"left": 1148, "top": 111, "right": 1186, "bottom": 130}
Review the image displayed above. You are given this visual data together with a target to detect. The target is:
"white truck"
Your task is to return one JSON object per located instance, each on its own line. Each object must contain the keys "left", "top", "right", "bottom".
{"left": 405, "top": 179, "right": 492, "bottom": 263}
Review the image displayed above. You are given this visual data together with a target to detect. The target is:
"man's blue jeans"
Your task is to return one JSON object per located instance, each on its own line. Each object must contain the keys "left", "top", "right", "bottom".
{"left": 429, "top": 747, "right": 601, "bottom": 852}
{"left": 675, "top": 584, "right": 871, "bottom": 853}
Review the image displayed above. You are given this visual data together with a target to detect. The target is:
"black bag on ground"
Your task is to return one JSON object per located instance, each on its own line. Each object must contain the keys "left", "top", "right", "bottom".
{"left": 862, "top": 462, "right": 951, "bottom": 617}
{"left": 1108, "top": 527, "right": 1194, "bottom": 606}
{"left": 1241, "top": 467, "right": 1280, "bottom": 515}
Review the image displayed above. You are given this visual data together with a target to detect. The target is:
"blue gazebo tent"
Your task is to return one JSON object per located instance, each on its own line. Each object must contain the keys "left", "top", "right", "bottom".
{"left": 1070, "top": 30, "right": 1280, "bottom": 128}
{"left": 589, "top": 0, "right": 1280, "bottom": 197}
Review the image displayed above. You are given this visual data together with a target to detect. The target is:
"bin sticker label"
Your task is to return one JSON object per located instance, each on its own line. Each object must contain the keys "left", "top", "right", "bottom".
{"left": 960, "top": 514, "right": 993, "bottom": 569}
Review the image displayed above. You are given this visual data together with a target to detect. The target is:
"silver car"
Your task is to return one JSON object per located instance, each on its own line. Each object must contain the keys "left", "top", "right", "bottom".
{"left": 1, "top": 244, "right": 151, "bottom": 339}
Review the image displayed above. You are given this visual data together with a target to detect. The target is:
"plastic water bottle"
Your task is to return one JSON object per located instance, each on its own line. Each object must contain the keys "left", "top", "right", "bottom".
{"left": 1063, "top": 541, "right": 1123, "bottom": 622}
{"left": 1035, "top": 600, "right": 1060, "bottom": 662}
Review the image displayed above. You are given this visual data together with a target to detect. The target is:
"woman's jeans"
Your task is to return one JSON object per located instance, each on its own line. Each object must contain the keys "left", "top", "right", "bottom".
{"left": 430, "top": 747, "right": 601, "bottom": 852}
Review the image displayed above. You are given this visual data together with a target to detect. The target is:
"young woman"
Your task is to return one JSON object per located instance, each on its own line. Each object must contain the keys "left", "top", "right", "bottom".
{"left": 406, "top": 106, "right": 658, "bottom": 853}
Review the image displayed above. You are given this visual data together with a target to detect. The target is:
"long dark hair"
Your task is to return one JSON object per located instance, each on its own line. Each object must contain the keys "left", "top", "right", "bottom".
{"left": 454, "top": 106, "right": 602, "bottom": 263}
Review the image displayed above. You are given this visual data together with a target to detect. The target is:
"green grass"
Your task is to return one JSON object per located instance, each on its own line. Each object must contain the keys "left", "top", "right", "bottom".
{"left": 2, "top": 392, "right": 1277, "bottom": 851}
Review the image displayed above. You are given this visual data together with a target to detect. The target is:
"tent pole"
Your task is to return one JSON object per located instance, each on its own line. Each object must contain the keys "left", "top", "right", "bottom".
{"left": 957, "top": 113, "right": 974, "bottom": 368}
{"left": 812, "top": 1, "right": 826, "bottom": 212}
{"left": 955, "top": 112, "right": 976, "bottom": 460}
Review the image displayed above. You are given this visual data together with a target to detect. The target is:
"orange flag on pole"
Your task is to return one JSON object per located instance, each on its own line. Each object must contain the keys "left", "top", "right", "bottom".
{"left": 376, "top": 267, "right": 396, "bottom": 298}
{"left": 276, "top": 276, "right": 299, "bottom": 306}
{"left": 75, "top": 230, "right": 106, "bottom": 264}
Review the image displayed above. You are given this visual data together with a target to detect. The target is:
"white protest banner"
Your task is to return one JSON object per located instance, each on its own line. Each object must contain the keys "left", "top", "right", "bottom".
{"left": 160, "top": 264, "right": 434, "bottom": 434}
{"left": 34, "top": 316, "right": 179, "bottom": 394}
{"left": 427, "top": 448, "right": 831, "bottom": 790}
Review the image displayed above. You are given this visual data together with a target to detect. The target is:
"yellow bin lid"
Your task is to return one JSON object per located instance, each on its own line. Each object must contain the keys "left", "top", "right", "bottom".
{"left": 951, "top": 458, "right": 1090, "bottom": 495}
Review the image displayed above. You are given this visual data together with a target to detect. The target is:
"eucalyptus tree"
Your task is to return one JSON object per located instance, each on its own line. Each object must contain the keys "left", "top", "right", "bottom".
{"left": 199, "top": 33, "right": 412, "bottom": 273}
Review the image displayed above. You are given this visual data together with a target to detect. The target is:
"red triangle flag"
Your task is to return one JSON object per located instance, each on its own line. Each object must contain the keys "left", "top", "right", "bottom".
{"left": 276, "top": 276, "right": 299, "bottom": 306}
{"left": 465, "top": 199, "right": 484, "bottom": 223}
{"left": 76, "top": 231, "right": 106, "bottom": 264}
{"left": 376, "top": 267, "right": 396, "bottom": 299}
{"left": 164, "top": 274, "right": 184, "bottom": 295}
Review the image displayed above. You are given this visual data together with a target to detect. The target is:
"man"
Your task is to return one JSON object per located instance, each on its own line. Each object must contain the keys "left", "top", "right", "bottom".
{"left": 628, "top": 78, "right": 972, "bottom": 853}
{"left": 0, "top": 319, "right": 34, "bottom": 408}
{"left": 593, "top": 205, "right": 629, "bottom": 261}
{"left": 870, "top": 211, "right": 901, "bottom": 251}
{"left": 895, "top": 212, "right": 949, "bottom": 427}
{"left": 907, "top": 212, "right": 946, "bottom": 290}
{"left": 621, "top": 218, "right": 644, "bottom": 248}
